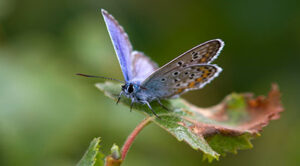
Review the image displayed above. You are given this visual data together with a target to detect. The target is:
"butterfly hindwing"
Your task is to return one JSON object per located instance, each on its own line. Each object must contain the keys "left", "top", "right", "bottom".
{"left": 102, "top": 10, "right": 157, "bottom": 82}
{"left": 169, "top": 64, "right": 222, "bottom": 97}
{"left": 130, "top": 51, "right": 158, "bottom": 82}
{"left": 142, "top": 64, "right": 222, "bottom": 99}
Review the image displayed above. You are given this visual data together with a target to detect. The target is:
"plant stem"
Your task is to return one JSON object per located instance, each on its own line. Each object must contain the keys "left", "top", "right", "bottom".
{"left": 121, "top": 117, "right": 152, "bottom": 160}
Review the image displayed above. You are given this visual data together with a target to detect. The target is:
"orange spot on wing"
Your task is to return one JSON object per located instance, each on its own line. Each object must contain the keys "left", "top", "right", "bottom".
{"left": 196, "top": 78, "right": 203, "bottom": 82}
{"left": 176, "top": 88, "right": 184, "bottom": 94}
{"left": 202, "top": 73, "right": 209, "bottom": 78}
{"left": 205, "top": 53, "right": 210, "bottom": 57}
{"left": 204, "top": 70, "right": 210, "bottom": 74}
{"left": 199, "top": 67, "right": 205, "bottom": 70}
{"left": 200, "top": 58, "right": 206, "bottom": 63}
{"left": 188, "top": 82, "right": 196, "bottom": 88}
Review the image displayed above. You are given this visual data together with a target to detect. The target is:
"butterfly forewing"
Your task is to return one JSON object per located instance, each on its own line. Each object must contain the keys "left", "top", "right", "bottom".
{"left": 142, "top": 39, "right": 223, "bottom": 84}
{"left": 102, "top": 10, "right": 158, "bottom": 82}
{"left": 102, "top": 9, "right": 133, "bottom": 81}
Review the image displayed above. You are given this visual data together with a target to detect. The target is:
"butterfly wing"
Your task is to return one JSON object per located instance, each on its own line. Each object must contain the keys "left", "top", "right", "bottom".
{"left": 141, "top": 64, "right": 222, "bottom": 98}
{"left": 130, "top": 51, "right": 158, "bottom": 82}
{"left": 102, "top": 9, "right": 157, "bottom": 82}
{"left": 141, "top": 39, "right": 224, "bottom": 98}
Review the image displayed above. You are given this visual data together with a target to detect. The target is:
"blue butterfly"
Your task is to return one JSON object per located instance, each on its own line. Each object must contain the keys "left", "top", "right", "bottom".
{"left": 78, "top": 9, "right": 224, "bottom": 117}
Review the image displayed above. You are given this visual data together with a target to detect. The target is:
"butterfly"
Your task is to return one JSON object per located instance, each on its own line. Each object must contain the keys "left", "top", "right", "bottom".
{"left": 78, "top": 9, "right": 224, "bottom": 117}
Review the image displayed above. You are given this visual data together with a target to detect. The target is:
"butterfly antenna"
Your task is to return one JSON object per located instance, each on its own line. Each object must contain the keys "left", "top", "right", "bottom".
{"left": 76, "top": 73, "right": 125, "bottom": 83}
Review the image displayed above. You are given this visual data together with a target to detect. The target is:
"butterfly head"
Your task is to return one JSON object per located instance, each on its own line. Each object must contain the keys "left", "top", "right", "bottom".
{"left": 120, "top": 82, "right": 151, "bottom": 103}
{"left": 122, "top": 83, "right": 137, "bottom": 96}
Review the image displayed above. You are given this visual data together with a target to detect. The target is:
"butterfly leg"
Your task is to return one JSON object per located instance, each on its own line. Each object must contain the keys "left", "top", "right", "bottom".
{"left": 157, "top": 99, "right": 170, "bottom": 112}
{"left": 130, "top": 100, "right": 134, "bottom": 112}
{"left": 145, "top": 102, "right": 160, "bottom": 118}
{"left": 116, "top": 92, "right": 123, "bottom": 105}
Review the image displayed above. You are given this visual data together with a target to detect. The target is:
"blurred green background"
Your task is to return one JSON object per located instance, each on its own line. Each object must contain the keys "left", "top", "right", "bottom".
{"left": 0, "top": 0, "right": 299, "bottom": 165}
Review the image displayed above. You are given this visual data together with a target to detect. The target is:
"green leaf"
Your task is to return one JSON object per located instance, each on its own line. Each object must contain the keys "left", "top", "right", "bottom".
{"left": 77, "top": 137, "right": 105, "bottom": 166}
{"left": 96, "top": 82, "right": 283, "bottom": 161}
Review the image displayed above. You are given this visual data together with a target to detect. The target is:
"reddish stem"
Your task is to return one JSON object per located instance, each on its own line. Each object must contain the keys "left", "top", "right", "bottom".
{"left": 121, "top": 117, "right": 152, "bottom": 160}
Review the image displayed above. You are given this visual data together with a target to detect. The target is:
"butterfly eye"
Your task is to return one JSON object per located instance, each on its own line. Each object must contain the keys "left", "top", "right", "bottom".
{"left": 121, "top": 85, "right": 126, "bottom": 91}
{"left": 127, "top": 84, "right": 134, "bottom": 93}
